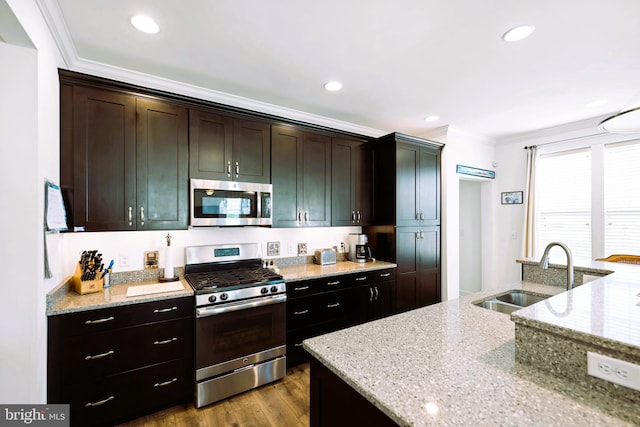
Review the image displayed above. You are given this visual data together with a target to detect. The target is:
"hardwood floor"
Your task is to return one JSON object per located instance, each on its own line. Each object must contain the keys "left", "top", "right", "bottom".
{"left": 118, "top": 363, "right": 310, "bottom": 427}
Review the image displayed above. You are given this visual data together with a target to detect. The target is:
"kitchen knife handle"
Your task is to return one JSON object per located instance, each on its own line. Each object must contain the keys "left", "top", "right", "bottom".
{"left": 140, "top": 206, "right": 145, "bottom": 227}
{"left": 128, "top": 206, "right": 133, "bottom": 227}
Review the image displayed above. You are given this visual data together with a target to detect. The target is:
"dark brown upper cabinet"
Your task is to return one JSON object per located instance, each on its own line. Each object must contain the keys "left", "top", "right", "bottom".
{"left": 189, "top": 109, "right": 270, "bottom": 183}
{"left": 60, "top": 81, "right": 188, "bottom": 231}
{"left": 331, "top": 137, "right": 372, "bottom": 226}
{"left": 271, "top": 125, "right": 331, "bottom": 227}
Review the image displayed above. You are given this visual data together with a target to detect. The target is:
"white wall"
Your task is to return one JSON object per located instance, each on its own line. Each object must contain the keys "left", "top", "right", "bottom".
{"left": 423, "top": 126, "right": 496, "bottom": 300}
{"left": 459, "top": 180, "right": 482, "bottom": 295}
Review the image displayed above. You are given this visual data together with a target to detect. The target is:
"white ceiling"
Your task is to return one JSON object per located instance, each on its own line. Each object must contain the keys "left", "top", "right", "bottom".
{"left": 43, "top": 0, "right": 640, "bottom": 140}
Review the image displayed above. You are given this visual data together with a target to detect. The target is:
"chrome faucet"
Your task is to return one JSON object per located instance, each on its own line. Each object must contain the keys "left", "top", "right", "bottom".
{"left": 539, "top": 242, "right": 574, "bottom": 290}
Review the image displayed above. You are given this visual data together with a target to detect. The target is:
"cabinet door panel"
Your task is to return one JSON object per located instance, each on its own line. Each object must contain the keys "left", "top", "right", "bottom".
{"left": 72, "top": 86, "right": 136, "bottom": 231}
{"left": 302, "top": 133, "right": 331, "bottom": 226}
{"left": 331, "top": 139, "right": 354, "bottom": 226}
{"left": 189, "top": 109, "right": 233, "bottom": 180}
{"left": 136, "top": 98, "right": 188, "bottom": 230}
{"left": 418, "top": 147, "right": 441, "bottom": 225}
{"left": 396, "top": 143, "right": 419, "bottom": 226}
{"left": 232, "top": 119, "right": 271, "bottom": 183}
{"left": 271, "top": 125, "right": 303, "bottom": 227}
{"left": 418, "top": 227, "right": 441, "bottom": 306}
{"left": 354, "top": 143, "right": 372, "bottom": 225}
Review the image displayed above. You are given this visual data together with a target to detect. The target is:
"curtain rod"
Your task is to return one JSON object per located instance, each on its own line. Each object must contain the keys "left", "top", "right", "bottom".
{"left": 522, "top": 131, "right": 612, "bottom": 150}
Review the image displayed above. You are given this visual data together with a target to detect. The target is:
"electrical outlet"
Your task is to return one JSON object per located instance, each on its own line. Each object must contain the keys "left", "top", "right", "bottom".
{"left": 587, "top": 352, "right": 640, "bottom": 392}
{"left": 287, "top": 243, "right": 294, "bottom": 255}
{"left": 119, "top": 253, "right": 131, "bottom": 267}
{"left": 297, "top": 243, "right": 307, "bottom": 256}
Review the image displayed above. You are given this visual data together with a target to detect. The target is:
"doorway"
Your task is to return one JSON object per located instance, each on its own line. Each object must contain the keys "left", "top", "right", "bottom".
{"left": 459, "top": 180, "right": 482, "bottom": 296}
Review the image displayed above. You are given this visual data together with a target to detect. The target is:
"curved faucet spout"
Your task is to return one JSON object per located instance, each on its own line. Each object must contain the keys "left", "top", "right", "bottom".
{"left": 539, "top": 242, "right": 574, "bottom": 290}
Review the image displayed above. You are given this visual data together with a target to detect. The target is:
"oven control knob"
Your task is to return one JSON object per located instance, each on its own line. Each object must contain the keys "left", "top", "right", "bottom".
{"left": 208, "top": 295, "right": 217, "bottom": 303}
{"left": 270, "top": 286, "right": 278, "bottom": 293}
{"left": 261, "top": 287, "right": 268, "bottom": 294}
{"left": 220, "top": 293, "right": 228, "bottom": 301}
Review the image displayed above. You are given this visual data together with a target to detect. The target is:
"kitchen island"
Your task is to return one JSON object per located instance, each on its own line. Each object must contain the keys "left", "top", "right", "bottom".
{"left": 303, "top": 277, "right": 639, "bottom": 426}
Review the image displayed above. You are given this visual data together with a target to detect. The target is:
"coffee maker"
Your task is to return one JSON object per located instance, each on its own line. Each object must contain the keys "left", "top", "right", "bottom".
{"left": 348, "top": 233, "right": 373, "bottom": 263}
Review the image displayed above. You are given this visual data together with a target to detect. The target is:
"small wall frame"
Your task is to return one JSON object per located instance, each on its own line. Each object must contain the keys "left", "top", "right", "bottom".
{"left": 501, "top": 191, "right": 523, "bottom": 205}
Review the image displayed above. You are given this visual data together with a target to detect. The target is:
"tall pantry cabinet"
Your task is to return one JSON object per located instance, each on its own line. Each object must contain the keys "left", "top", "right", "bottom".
{"left": 365, "top": 133, "right": 443, "bottom": 314}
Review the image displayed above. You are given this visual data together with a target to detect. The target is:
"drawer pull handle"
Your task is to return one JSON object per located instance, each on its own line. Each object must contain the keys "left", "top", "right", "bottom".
{"left": 154, "top": 378, "right": 178, "bottom": 388}
{"left": 327, "top": 281, "right": 340, "bottom": 286}
{"left": 85, "top": 316, "right": 115, "bottom": 325}
{"left": 153, "top": 306, "right": 177, "bottom": 313}
{"left": 85, "top": 396, "right": 115, "bottom": 407}
{"left": 294, "top": 285, "right": 309, "bottom": 292}
{"left": 85, "top": 350, "right": 115, "bottom": 360}
{"left": 327, "top": 302, "right": 340, "bottom": 309}
{"left": 380, "top": 273, "right": 391, "bottom": 277}
{"left": 294, "top": 309, "right": 309, "bottom": 316}
{"left": 355, "top": 276, "right": 367, "bottom": 281}
{"left": 294, "top": 343, "right": 304, "bottom": 347}
{"left": 154, "top": 337, "right": 178, "bottom": 345}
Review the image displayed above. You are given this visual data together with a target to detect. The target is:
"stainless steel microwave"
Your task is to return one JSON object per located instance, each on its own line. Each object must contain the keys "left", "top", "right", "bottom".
{"left": 190, "top": 179, "right": 272, "bottom": 226}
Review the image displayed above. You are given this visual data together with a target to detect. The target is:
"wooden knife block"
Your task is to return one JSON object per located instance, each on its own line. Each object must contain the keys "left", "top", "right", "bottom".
{"left": 72, "top": 264, "right": 104, "bottom": 295}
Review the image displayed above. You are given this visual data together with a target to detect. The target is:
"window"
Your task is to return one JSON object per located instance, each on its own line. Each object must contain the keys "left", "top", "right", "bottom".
{"left": 604, "top": 142, "right": 640, "bottom": 255}
{"left": 538, "top": 149, "right": 592, "bottom": 260}
{"left": 536, "top": 138, "right": 640, "bottom": 260}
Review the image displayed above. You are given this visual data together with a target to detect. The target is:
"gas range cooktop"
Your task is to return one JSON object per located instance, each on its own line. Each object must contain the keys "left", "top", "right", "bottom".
{"left": 185, "top": 266, "right": 283, "bottom": 292}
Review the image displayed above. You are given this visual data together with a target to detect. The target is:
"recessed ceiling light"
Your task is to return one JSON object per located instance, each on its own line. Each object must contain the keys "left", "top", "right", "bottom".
{"left": 424, "top": 115, "right": 440, "bottom": 123}
{"left": 131, "top": 15, "right": 160, "bottom": 34}
{"left": 324, "top": 81, "right": 343, "bottom": 92}
{"left": 502, "top": 25, "right": 535, "bottom": 42}
{"left": 586, "top": 99, "right": 608, "bottom": 108}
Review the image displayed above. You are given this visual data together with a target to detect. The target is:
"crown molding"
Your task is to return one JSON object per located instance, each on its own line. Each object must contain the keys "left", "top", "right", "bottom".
{"left": 36, "top": 1, "right": 386, "bottom": 138}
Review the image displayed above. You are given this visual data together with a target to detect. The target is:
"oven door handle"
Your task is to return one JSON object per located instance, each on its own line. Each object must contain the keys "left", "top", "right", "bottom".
{"left": 196, "top": 294, "right": 286, "bottom": 318}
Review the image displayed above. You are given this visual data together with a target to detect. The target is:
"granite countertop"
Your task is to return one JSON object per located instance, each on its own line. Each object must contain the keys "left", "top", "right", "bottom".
{"left": 303, "top": 278, "right": 638, "bottom": 426}
{"left": 46, "top": 276, "right": 193, "bottom": 316}
{"left": 513, "top": 258, "right": 640, "bottom": 357}
{"left": 278, "top": 259, "right": 397, "bottom": 282}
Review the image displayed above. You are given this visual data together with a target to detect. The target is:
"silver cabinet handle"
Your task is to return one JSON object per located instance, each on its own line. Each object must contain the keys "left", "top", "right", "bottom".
{"left": 85, "top": 350, "right": 115, "bottom": 360}
{"left": 154, "top": 337, "right": 178, "bottom": 345}
{"left": 297, "top": 210, "right": 302, "bottom": 225}
{"left": 357, "top": 211, "right": 361, "bottom": 222}
{"left": 294, "top": 342, "right": 304, "bottom": 347}
{"left": 85, "top": 396, "right": 114, "bottom": 407}
{"left": 140, "top": 206, "right": 145, "bottom": 227}
{"left": 294, "top": 285, "right": 309, "bottom": 292}
{"left": 420, "top": 231, "right": 424, "bottom": 239}
{"left": 85, "top": 316, "right": 115, "bottom": 325}
{"left": 153, "top": 306, "right": 177, "bottom": 313}
{"left": 416, "top": 212, "right": 420, "bottom": 221}
{"left": 352, "top": 211, "right": 356, "bottom": 223}
{"left": 416, "top": 231, "right": 420, "bottom": 240}
{"left": 235, "top": 161, "right": 239, "bottom": 177}
{"left": 304, "top": 210, "right": 309, "bottom": 223}
{"left": 294, "top": 309, "right": 309, "bottom": 315}
{"left": 355, "top": 276, "right": 367, "bottom": 281}
{"left": 379, "top": 272, "right": 391, "bottom": 278}
{"left": 128, "top": 206, "right": 133, "bottom": 227}
{"left": 154, "top": 378, "right": 178, "bottom": 387}
{"left": 374, "top": 286, "right": 380, "bottom": 300}
{"left": 420, "top": 212, "right": 424, "bottom": 220}
{"left": 327, "top": 280, "right": 340, "bottom": 286}
{"left": 327, "top": 302, "right": 340, "bottom": 309}
{"left": 369, "top": 287, "right": 374, "bottom": 302}
{"left": 227, "top": 161, "right": 231, "bottom": 176}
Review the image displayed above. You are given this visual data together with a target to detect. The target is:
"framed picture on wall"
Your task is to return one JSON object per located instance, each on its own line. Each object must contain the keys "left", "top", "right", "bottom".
{"left": 501, "top": 191, "right": 523, "bottom": 205}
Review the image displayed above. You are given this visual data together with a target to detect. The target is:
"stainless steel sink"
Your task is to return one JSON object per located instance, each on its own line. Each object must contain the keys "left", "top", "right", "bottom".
{"left": 473, "top": 290, "right": 550, "bottom": 314}
{"left": 494, "top": 290, "right": 548, "bottom": 307}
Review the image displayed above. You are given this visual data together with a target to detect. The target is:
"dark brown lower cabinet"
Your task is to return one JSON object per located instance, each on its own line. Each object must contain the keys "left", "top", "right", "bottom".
{"left": 47, "top": 297, "right": 193, "bottom": 426}
{"left": 310, "top": 358, "right": 398, "bottom": 427}
{"left": 286, "top": 268, "right": 395, "bottom": 368}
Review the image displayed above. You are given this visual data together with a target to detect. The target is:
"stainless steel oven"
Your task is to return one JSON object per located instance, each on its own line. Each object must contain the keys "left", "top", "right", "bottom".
{"left": 185, "top": 243, "right": 286, "bottom": 408}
